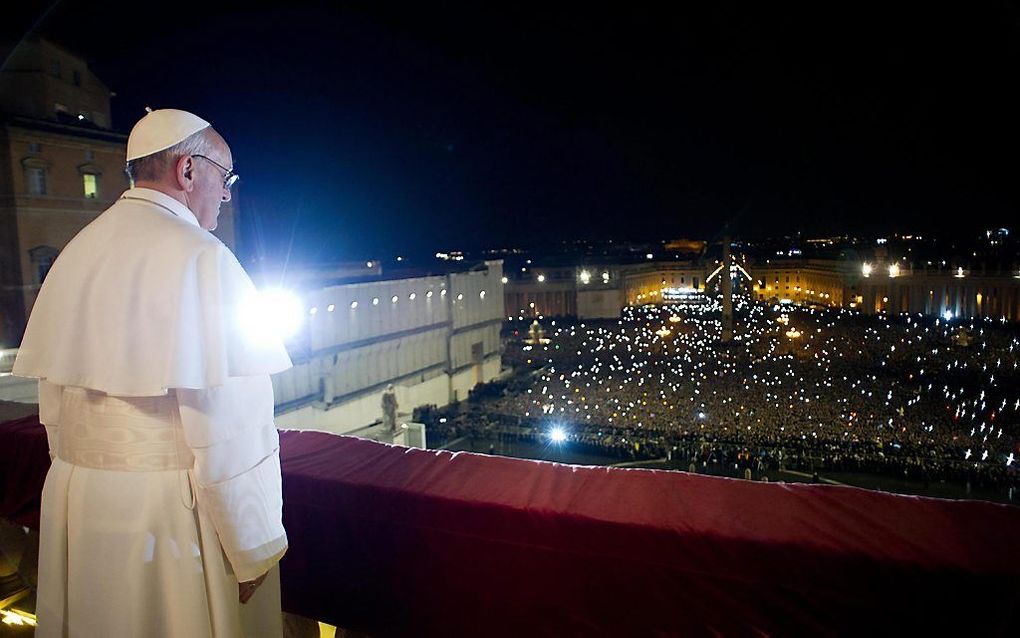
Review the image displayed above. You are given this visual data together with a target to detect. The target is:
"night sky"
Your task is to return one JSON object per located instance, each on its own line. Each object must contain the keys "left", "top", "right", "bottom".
{"left": 4, "top": 2, "right": 1019, "bottom": 262}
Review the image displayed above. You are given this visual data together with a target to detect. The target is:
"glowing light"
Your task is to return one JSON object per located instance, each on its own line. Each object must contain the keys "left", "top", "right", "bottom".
{"left": 655, "top": 327, "right": 672, "bottom": 337}
{"left": 501, "top": 276, "right": 509, "bottom": 284}
{"left": 955, "top": 267, "right": 965, "bottom": 278}
{"left": 943, "top": 309, "right": 953, "bottom": 321}
{"left": 409, "top": 293, "right": 416, "bottom": 300}
{"left": 1, "top": 609, "right": 37, "bottom": 627}
{"left": 888, "top": 263, "right": 900, "bottom": 278}
{"left": 426, "top": 290, "right": 434, "bottom": 298}
{"left": 457, "top": 293, "right": 464, "bottom": 300}
{"left": 862, "top": 263, "right": 873, "bottom": 277}
{"left": 580, "top": 270, "right": 591, "bottom": 284}
{"left": 309, "top": 306, "right": 317, "bottom": 315}
{"left": 239, "top": 287, "right": 303, "bottom": 340}
{"left": 668, "top": 315, "right": 682, "bottom": 323}
{"left": 480, "top": 290, "right": 486, "bottom": 299}
{"left": 350, "top": 301, "right": 358, "bottom": 309}
{"left": 372, "top": 297, "right": 379, "bottom": 305}
{"left": 550, "top": 427, "right": 567, "bottom": 443}
{"left": 786, "top": 328, "right": 802, "bottom": 339}
{"left": 646, "top": 253, "right": 654, "bottom": 259}
{"left": 537, "top": 274, "right": 546, "bottom": 283}
{"left": 326, "top": 304, "right": 335, "bottom": 312}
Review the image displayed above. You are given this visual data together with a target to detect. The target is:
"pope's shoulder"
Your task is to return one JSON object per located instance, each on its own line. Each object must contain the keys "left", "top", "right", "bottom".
{"left": 70, "top": 195, "right": 227, "bottom": 257}
{"left": 45, "top": 196, "right": 241, "bottom": 291}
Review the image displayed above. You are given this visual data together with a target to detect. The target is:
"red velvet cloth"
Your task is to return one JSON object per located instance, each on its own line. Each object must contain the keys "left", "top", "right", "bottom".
{"left": 3, "top": 415, "right": 1019, "bottom": 635}
{"left": 0, "top": 415, "right": 50, "bottom": 529}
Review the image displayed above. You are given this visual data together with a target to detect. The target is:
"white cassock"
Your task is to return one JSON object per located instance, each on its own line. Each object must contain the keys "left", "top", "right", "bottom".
{"left": 14, "top": 187, "right": 293, "bottom": 637}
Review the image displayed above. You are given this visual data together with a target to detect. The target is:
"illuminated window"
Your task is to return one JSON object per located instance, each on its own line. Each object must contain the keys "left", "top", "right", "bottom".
{"left": 83, "top": 173, "right": 99, "bottom": 199}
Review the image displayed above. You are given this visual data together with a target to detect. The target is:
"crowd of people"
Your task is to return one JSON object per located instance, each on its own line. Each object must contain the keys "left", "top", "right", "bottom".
{"left": 420, "top": 298, "right": 1020, "bottom": 497}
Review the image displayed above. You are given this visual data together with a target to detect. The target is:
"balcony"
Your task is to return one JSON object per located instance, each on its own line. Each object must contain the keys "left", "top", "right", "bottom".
{"left": 2, "top": 407, "right": 1020, "bottom": 635}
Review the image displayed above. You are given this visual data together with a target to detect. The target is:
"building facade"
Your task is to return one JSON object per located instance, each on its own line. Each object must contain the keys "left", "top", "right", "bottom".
{"left": 504, "top": 255, "right": 1020, "bottom": 323}
{"left": 273, "top": 261, "right": 506, "bottom": 434}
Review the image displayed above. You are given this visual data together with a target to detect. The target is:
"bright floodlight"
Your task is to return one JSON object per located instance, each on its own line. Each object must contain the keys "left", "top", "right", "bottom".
{"left": 862, "top": 263, "right": 872, "bottom": 277}
{"left": 579, "top": 270, "right": 591, "bottom": 284}
{"left": 240, "top": 287, "right": 303, "bottom": 341}
{"left": 943, "top": 309, "right": 954, "bottom": 321}
{"left": 550, "top": 427, "right": 567, "bottom": 443}
{"left": 888, "top": 263, "right": 900, "bottom": 278}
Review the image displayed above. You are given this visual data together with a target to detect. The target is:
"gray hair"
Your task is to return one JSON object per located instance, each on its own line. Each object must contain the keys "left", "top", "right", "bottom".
{"left": 125, "top": 128, "right": 215, "bottom": 184}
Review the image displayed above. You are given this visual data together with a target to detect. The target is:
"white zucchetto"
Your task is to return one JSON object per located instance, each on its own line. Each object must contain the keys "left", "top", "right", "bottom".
{"left": 126, "top": 108, "right": 211, "bottom": 161}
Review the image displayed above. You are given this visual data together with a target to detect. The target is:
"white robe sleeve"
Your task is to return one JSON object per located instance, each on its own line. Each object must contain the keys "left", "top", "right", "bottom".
{"left": 176, "top": 375, "right": 288, "bottom": 582}
{"left": 38, "top": 379, "right": 64, "bottom": 460}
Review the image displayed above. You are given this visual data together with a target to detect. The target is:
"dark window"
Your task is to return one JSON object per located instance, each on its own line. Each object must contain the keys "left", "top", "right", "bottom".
{"left": 26, "top": 167, "right": 46, "bottom": 195}
{"left": 30, "top": 246, "right": 59, "bottom": 285}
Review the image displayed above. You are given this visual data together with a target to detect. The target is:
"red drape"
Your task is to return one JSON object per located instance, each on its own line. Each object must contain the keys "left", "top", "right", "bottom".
{"left": 3, "top": 415, "right": 1019, "bottom": 636}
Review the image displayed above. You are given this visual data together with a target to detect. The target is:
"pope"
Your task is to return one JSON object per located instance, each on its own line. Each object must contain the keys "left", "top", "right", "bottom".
{"left": 13, "top": 109, "right": 293, "bottom": 637}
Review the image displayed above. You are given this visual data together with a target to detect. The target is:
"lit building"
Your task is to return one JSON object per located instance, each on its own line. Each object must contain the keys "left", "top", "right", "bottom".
{"left": 272, "top": 261, "right": 505, "bottom": 434}
{"left": 751, "top": 258, "right": 1020, "bottom": 320}
{"left": 504, "top": 258, "right": 732, "bottom": 319}
{"left": 505, "top": 253, "right": 1020, "bottom": 323}
{"left": 751, "top": 259, "right": 850, "bottom": 307}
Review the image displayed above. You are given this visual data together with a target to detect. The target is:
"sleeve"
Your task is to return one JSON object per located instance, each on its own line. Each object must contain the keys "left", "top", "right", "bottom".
{"left": 176, "top": 375, "right": 288, "bottom": 582}
{"left": 38, "top": 379, "right": 63, "bottom": 461}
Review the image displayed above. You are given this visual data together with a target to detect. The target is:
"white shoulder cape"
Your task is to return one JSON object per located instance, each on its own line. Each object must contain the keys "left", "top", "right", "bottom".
{"left": 14, "top": 188, "right": 292, "bottom": 396}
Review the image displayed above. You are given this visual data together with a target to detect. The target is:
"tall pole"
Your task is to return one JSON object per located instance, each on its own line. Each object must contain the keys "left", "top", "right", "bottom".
{"left": 721, "top": 235, "right": 733, "bottom": 343}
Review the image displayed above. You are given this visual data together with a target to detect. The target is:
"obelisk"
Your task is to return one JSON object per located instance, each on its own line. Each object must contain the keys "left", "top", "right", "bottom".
{"left": 721, "top": 235, "right": 733, "bottom": 343}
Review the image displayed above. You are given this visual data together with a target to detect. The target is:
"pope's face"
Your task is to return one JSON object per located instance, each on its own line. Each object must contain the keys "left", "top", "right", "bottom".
{"left": 190, "top": 132, "right": 233, "bottom": 231}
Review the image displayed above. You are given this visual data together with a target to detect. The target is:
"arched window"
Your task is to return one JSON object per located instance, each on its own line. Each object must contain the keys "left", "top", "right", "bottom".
{"left": 22, "top": 157, "right": 50, "bottom": 195}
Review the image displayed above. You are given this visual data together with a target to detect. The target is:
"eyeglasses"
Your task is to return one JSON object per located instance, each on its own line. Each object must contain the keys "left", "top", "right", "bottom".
{"left": 193, "top": 154, "right": 239, "bottom": 189}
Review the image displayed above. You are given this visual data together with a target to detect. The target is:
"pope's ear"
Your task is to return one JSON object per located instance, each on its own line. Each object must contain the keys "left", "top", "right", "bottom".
{"left": 175, "top": 155, "right": 195, "bottom": 191}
